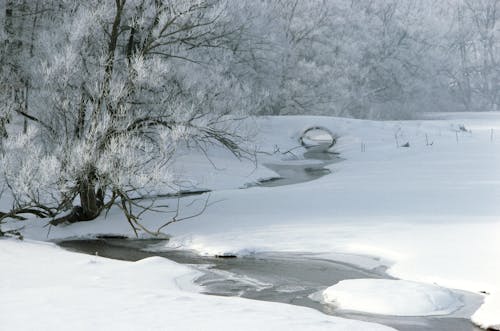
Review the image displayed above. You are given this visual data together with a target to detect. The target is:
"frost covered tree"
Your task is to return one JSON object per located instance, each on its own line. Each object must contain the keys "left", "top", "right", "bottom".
{"left": 442, "top": 0, "right": 500, "bottom": 111}
{"left": 238, "top": 0, "right": 500, "bottom": 117}
{"left": 0, "top": 0, "right": 252, "bottom": 232}
{"left": 246, "top": 0, "right": 339, "bottom": 116}
{"left": 233, "top": 0, "right": 458, "bottom": 118}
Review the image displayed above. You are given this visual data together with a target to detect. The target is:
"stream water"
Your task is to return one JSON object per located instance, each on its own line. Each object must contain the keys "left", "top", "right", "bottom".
{"left": 57, "top": 151, "right": 484, "bottom": 331}
{"left": 59, "top": 238, "right": 483, "bottom": 331}
{"left": 245, "top": 150, "right": 340, "bottom": 187}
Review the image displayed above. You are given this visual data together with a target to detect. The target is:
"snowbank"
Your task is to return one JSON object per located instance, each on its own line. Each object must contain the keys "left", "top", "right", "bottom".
{"left": 472, "top": 294, "right": 500, "bottom": 330}
{"left": 0, "top": 239, "right": 394, "bottom": 331}
{"left": 321, "top": 279, "right": 463, "bottom": 316}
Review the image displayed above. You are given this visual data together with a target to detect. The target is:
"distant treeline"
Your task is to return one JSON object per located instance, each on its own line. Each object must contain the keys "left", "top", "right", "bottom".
{"left": 1, "top": 0, "right": 499, "bottom": 120}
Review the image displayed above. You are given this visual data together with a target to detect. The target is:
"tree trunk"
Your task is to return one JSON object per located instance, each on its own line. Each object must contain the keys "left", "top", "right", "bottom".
{"left": 79, "top": 181, "right": 101, "bottom": 220}
{"left": 50, "top": 180, "right": 104, "bottom": 225}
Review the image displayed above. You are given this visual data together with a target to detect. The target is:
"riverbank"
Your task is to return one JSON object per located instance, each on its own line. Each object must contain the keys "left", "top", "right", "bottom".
{"left": 3, "top": 113, "right": 500, "bottom": 330}
{"left": 58, "top": 237, "right": 484, "bottom": 331}
{"left": 0, "top": 238, "right": 395, "bottom": 331}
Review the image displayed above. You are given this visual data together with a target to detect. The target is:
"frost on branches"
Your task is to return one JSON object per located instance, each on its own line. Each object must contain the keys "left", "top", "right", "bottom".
{"left": 0, "top": 0, "right": 252, "bottom": 234}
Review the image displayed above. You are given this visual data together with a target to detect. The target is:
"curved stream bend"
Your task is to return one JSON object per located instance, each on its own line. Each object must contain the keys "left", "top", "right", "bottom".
{"left": 57, "top": 151, "right": 484, "bottom": 331}
{"left": 247, "top": 150, "right": 340, "bottom": 188}
{"left": 58, "top": 238, "right": 482, "bottom": 331}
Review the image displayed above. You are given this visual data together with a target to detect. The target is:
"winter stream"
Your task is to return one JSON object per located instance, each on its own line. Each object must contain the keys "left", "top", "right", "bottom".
{"left": 58, "top": 152, "right": 484, "bottom": 331}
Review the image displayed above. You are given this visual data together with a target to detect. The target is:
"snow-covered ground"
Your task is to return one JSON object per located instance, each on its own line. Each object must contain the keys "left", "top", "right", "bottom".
{"left": 2, "top": 112, "right": 500, "bottom": 329}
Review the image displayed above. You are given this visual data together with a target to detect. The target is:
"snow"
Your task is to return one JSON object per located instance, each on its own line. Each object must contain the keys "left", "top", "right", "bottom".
{"left": 321, "top": 279, "right": 463, "bottom": 316}
{"left": 169, "top": 144, "right": 277, "bottom": 191}
{"left": 3, "top": 112, "right": 500, "bottom": 329}
{"left": 472, "top": 294, "right": 500, "bottom": 330}
{"left": 0, "top": 239, "right": 394, "bottom": 331}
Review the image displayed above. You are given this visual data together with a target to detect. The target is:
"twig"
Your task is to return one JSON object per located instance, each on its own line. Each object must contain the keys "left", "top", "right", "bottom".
{"left": 156, "top": 193, "right": 211, "bottom": 234}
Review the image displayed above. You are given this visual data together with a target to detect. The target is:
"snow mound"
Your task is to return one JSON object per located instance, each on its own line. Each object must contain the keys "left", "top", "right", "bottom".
{"left": 322, "top": 279, "right": 463, "bottom": 316}
{"left": 472, "top": 293, "right": 500, "bottom": 330}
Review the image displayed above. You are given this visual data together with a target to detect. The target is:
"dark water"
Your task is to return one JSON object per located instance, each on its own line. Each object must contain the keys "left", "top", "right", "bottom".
{"left": 247, "top": 151, "right": 340, "bottom": 188}
{"left": 58, "top": 238, "right": 484, "bottom": 331}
